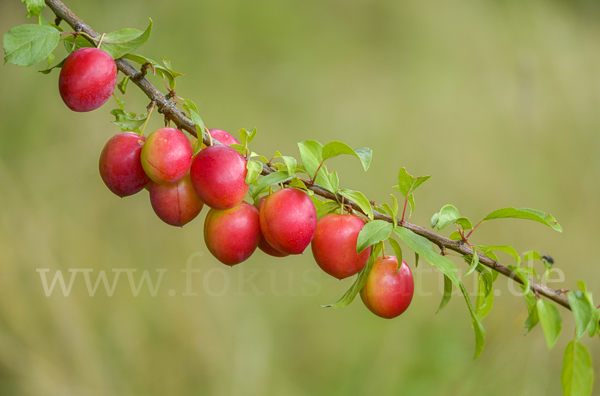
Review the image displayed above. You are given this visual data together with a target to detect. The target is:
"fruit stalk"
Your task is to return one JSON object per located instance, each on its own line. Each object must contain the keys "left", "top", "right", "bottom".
{"left": 43, "top": 0, "right": 572, "bottom": 313}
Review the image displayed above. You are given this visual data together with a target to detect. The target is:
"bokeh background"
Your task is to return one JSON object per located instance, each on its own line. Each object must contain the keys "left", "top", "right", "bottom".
{"left": 1, "top": 0, "right": 600, "bottom": 394}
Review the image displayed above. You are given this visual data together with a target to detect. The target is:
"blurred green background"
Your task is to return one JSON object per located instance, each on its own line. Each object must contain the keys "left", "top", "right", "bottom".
{"left": 1, "top": 0, "right": 600, "bottom": 394}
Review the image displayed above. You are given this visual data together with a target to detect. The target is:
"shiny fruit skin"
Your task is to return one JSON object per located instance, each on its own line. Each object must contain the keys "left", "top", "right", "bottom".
{"left": 99, "top": 132, "right": 149, "bottom": 197}
{"left": 204, "top": 202, "right": 261, "bottom": 265}
{"left": 208, "top": 129, "right": 240, "bottom": 146}
{"left": 256, "top": 198, "right": 289, "bottom": 257}
{"left": 141, "top": 127, "right": 193, "bottom": 184}
{"left": 311, "top": 213, "right": 371, "bottom": 279}
{"left": 190, "top": 145, "right": 249, "bottom": 210}
{"left": 149, "top": 174, "right": 204, "bottom": 227}
{"left": 59, "top": 48, "right": 117, "bottom": 112}
{"left": 360, "top": 257, "right": 414, "bottom": 319}
{"left": 259, "top": 188, "right": 317, "bottom": 255}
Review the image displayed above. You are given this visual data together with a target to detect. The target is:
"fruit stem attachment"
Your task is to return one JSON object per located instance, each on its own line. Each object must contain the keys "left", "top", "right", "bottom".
{"left": 205, "top": 127, "right": 213, "bottom": 146}
{"left": 380, "top": 241, "right": 386, "bottom": 257}
{"left": 140, "top": 101, "right": 156, "bottom": 136}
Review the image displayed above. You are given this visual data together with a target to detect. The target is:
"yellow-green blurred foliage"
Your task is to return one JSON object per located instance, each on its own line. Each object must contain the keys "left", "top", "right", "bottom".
{"left": 1, "top": 0, "right": 599, "bottom": 394}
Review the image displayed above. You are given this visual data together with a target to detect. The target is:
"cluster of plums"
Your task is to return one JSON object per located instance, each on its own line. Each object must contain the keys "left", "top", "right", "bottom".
{"left": 59, "top": 46, "right": 415, "bottom": 319}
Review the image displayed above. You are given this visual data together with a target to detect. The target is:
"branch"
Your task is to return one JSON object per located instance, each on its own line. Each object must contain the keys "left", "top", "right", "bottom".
{"left": 44, "top": 0, "right": 571, "bottom": 312}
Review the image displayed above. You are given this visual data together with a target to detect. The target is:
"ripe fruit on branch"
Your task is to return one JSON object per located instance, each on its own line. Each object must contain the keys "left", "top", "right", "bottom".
{"left": 190, "top": 145, "right": 249, "bottom": 210}
{"left": 311, "top": 213, "right": 371, "bottom": 279}
{"left": 257, "top": 198, "right": 289, "bottom": 257}
{"left": 259, "top": 188, "right": 317, "bottom": 255}
{"left": 141, "top": 127, "right": 193, "bottom": 184}
{"left": 58, "top": 48, "right": 117, "bottom": 112}
{"left": 149, "top": 174, "right": 204, "bottom": 227}
{"left": 204, "top": 202, "right": 261, "bottom": 265}
{"left": 99, "top": 132, "right": 150, "bottom": 197}
{"left": 360, "top": 256, "right": 414, "bottom": 319}
{"left": 208, "top": 129, "right": 240, "bottom": 146}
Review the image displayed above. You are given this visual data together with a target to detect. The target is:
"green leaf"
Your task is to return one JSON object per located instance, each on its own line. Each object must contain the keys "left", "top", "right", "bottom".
{"left": 245, "top": 160, "right": 262, "bottom": 184}
{"left": 329, "top": 170, "right": 339, "bottom": 192}
{"left": 393, "top": 227, "right": 459, "bottom": 285}
{"left": 537, "top": 299, "right": 562, "bottom": 349}
{"left": 459, "top": 283, "right": 486, "bottom": 359}
{"left": 387, "top": 238, "right": 403, "bottom": 268}
{"left": 481, "top": 207, "right": 562, "bottom": 232}
{"left": 110, "top": 107, "right": 146, "bottom": 132}
{"left": 3, "top": 24, "right": 60, "bottom": 66}
{"left": 480, "top": 245, "right": 521, "bottom": 267}
{"left": 415, "top": 252, "right": 420, "bottom": 268}
{"left": 38, "top": 56, "right": 65, "bottom": 74}
{"left": 117, "top": 75, "right": 130, "bottom": 94}
{"left": 274, "top": 151, "right": 297, "bottom": 175}
{"left": 567, "top": 291, "right": 593, "bottom": 340}
{"left": 248, "top": 171, "right": 294, "bottom": 200}
{"left": 394, "top": 226, "right": 483, "bottom": 358}
{"left": 21, "top": 0, "right": 45, "bottom": 18}
{"left": 239, "top": 127, "right": 257, "bottom": 146}
{"left": 464, "top": 248, "right": 479, "bottom": 277}
{"left": 437, "top": 275, "right": 453, "bottom": 314}
{"left": 181, "top": 99, "right": 205, "bottom": 137}
{"left": 394, "top": 168, "right": 431, "bottom": 198}
{"left": 523, "top": 291, "right": 539, "bottom": 333}
{"left": 339, "top": 189, "right": 373, "bottom": 220}
{"left": 321, "top": 141, "right": 372, "bottom": 171}
{"left": 98, "top": 19, "right": 153, "bottom": 59}
{"left": 321, "top": 252, "right": 375, "bottom": 308}
{"left": 430, "top": 212, "right": 439, "bottom": 228}
{"left": 356, "top": 220, "right": 393, "bottom": 253}
{"left": 433, "top": 205, "right": 472, "bottom": 231}
{"left": 561, "top": 340, "right": 594, "bottom": 396}
{"left": 297, "top": 140, "right": 323, "bottom": 177}
{"left": 588, "top": 309, "right": 600, "bottom": 338}
{"left": 381, "top": 202, "right": 397, "bottom": 227}
{"left": 448, "top": 231, "right": 462, "bottom": 241}
{"left": 123, "top": 53, "right": 178, "bottom": 88}
{"left": 475, "top": 272, "right": 494, "bottom": 320}
{"left": 317, "top": 201, "right": 340, "bottom": 219}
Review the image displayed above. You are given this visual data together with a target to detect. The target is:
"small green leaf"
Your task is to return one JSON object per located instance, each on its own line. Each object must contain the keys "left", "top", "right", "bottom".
{"left": 464, "top": 248, "right": 479, "bottom": 277}
{"left": 245, "top": 160, "right": 262, "bottom": 184}
{"left": 321, "top": 141, "right": 372, "bottom": 171}
{"left": 38, "top": 56, "right": 65, "bottom": 74}
{"left": 475, "top": 272, "right": 494, "bottom": 320}
{"left": 356, "top": 220, "right": 393, "bottom": 253}
{"left": 239, "top": 128, "right": 257, "bottom": 146}
{"left": 387, "top": 238, "right": 403, "bottom": 268}
{"left": 437, "top": 275, "right": 453, "bottom": 314}
{"left": 329, "top": 170, "right": 339, "bottom": 192}
{"left": 321, "top": 252, "right": 375, "bottom": 308}
{"left": 394, "top": 168, "right": 431, "bottom": 198}
{"left": 274, "top": 151, "right": 297, "bottom": 175}
{"left": 317, "top": 201, "right": 340, "bottom": 219}
{"left": 117, "top": 75, "right": 130, "bottom": 94}
{"left": 523, "top": 291, "right": 539, "bottom": 333}
{"left": 248, "top": 171, "right": 294, "bottom": 200}
{"left": 567, "top": 291, "right": 593, "bottom": 340}
{"left": 297, "top": 140, "right": 323, "bottom": 177}
{"left": 381, "top": 202, "right": 397, "bottom": 227}
{"left": 481, "top": 207, "right": 562, "bottom": 232}
{"left": 448, "top": 231, "right": 462, "bottom": 241}
{"left": 480, "top": 245, "right": 521, "bottom": 267}
{"left": 98, "top": 19, "right": 153, "bottom": 59}
{"left": 339, "top": 189, "right": 373, "bottom": 220}
{"left": 430, "top": 212, "right": 439, "bottom": 228}
{"left": 435, "top": 205, "right": 461, "bottom": 231}
{"left": 110, "top": 107, "right": 146, "bottom": 132}
{"left": 415, "top": 252, "right": 420, "bottom": 268}
{"left": 123, "top": 53, "right": 179, "bottom": 88}
{"left": 537, "top": 299, "right": 562, "bottom": 349}
{"left": 393, "top": 227, "right": 459, "bottom": 285}
{"left": 181, "top": 99, "right": 205, "bottom": 137}
{"left": 4, "top": 24, "right": 60, "bottom": 66}
{"left": 561, "top": 340, "right": 594, "bottom": 396}
{"left": 391, "top": 194, "right": 399, "bottom": 223}
{"left": 459, "top": 283, "right": 486, "bottom": 359}
{"left": 21, "top": 0, "right": 45, "bottom": 18}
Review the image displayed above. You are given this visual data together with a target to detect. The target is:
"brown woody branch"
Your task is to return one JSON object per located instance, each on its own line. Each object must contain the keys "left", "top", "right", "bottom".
{"left": 44, "top": 0, "right": 571, "bottom": 312}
